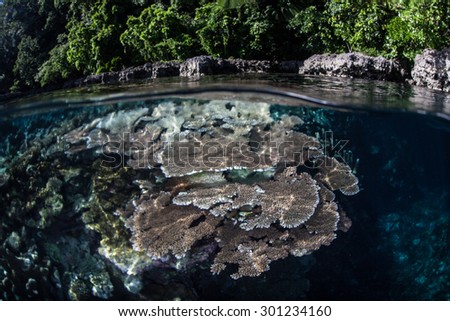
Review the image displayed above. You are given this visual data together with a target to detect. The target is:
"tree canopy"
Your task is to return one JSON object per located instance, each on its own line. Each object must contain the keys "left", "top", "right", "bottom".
{"left": 0, "top": 0, "right": 449, "bottom": 93}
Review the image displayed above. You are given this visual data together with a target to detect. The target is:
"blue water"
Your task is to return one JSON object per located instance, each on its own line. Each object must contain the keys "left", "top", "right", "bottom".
{"left": 0, "top": 81, "right": 448, "bottom": 300}
{"left": 196, "top": 106, "right": 450, "bottom": 300}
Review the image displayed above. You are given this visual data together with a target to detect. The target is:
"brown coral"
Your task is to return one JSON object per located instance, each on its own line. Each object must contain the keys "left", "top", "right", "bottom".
{"left": 173, "top": 168, "right": 320, "bottom": 231}
{"left": 158, "top": 131, "right": 272, "bottom": 177}
{"left": 247, "top": 123, "right": 323, "bottom": 168}
{"left": 125, "top": 164, "right": 356, "bottom": 279}
{"left": 314, "top": 155, "right": 360, "bottom": 196}
{"left": 249, "top": 169, "right": 320, "bottom": 230}
{"left": 210, "top": 199, "right": 338, "bottom": 280}
{"left": 305, "top": 183, "right": 340, "bottom": 234}
{"left": 62, "top": 100, "right": 360, "bottom": 280}
{"left": 211, "top": 223, "right": 290, "bottom": 279}
{"left": 161, "top": 167, "right": 341, "bottom": 279}
{"left": 126, "top": 192, "right": 220, "bottom": 258}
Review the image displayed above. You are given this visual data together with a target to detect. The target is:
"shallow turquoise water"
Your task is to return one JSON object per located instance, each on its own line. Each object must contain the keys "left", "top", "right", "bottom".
{"left": 0, "top": 77, "right": 449, "bottom": 300}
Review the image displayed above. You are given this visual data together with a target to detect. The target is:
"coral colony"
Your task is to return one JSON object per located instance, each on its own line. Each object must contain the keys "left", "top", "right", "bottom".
{"left": 0, "top": 99, "right": 358, "bottom": 299}
{"left": 65, "top": 100, "right": 359, "bottom": 279}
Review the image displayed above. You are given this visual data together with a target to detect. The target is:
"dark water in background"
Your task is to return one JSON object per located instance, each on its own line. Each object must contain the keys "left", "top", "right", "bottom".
{"left": 305, "top": 110, "right": 449, "bottom": 300}
{"left": 0, "top": 75, "right": 448, "bottom": 300}
{"left": 195, "top": 105, "right": 450, "bottom": 301}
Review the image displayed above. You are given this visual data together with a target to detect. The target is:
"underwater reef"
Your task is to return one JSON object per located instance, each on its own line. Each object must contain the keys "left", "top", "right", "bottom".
{"left": 0, "top": 99, "right": 359, "bottom": 299}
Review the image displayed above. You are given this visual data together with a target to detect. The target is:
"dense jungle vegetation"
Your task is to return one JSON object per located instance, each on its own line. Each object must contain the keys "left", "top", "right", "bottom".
{"left": 0, "top": 0, "right": 449, "bottom": 93}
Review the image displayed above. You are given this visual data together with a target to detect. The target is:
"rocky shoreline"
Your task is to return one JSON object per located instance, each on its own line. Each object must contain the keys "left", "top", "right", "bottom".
{"left": 64, "top": 48, "right": 450, "bottom": 92}
{"left": 1, "top": 48, "right": 449, "bottom": 103}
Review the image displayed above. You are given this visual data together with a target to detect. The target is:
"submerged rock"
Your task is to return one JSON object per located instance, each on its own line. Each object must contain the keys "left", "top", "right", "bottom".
{"left": 411, "top": 47, "right": 450, "bottom": 92}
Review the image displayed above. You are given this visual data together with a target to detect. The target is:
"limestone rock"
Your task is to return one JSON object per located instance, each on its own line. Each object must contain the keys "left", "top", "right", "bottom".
{"left": 411, "top": 48, "right": 450, "bottom": 92}
{"left": 180, "top": 56, "right": 216, "bottom": 77}
{"left": 299, "top": 52, "right": 405, "bottom": 81}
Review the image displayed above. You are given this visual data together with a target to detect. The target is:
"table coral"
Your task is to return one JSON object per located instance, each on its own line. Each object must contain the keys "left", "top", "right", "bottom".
{"left": 63, "top": 99, "right": 359, "bottom": 279}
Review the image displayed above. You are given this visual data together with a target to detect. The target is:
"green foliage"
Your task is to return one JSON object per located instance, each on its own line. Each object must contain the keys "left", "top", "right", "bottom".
{"left": 217, "top": 0, "right": 256, "bottom": 9}
{"left": 1, "top": 0, "right": 69, "bottom": 91}
{"left": 36, "top": 34, "right": 73, "bottom": 87}
{"left": 0, "top": 6, "right": 16, "bottom": 92}
{"left": 288, "top": 5, "right": 336, "bottom": 55}
{"left": 12, "top": 36, "right": 42, "bottom": 89}
{"left": 196, "top": 1, "right": 306, "bottom": 60}
{"left": 288, "top": 0, "right": 450, "bottom": 60}
{"left": 120, "top": 3, "right": 199, "bottom": 63}
{"left": 0, "top": 0, "right": 449, "bottom": 93}
{"left": 195, "top": 2, "right": 246, "bottom": 58}
{"left": 384, "top": 0, "right": 450, "bottom": 61}
{"left": 243, "top": 5, "right": 277, "bottom": 58}
{"left": 66, "top": 1, "right": 132, "bottom": 74}
{"left": 326, "top": 0, "right": 393, "bottom": 55}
